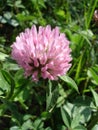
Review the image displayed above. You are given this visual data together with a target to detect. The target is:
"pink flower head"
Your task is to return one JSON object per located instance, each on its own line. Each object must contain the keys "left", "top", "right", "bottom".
{"left": 11, "top": 25, "right": 72, "bottom": 81}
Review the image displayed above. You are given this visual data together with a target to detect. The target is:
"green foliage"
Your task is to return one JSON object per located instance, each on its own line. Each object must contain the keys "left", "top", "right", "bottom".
{"left": 92, "top": 125, "right": 98, "bottom": 130}
{"left": 61, "top": 96, "right": 92, "bottom": 130}
{"left": 60, "top": 75, "right": 79, "bottom": 93}
{"left": 0, "top": 0, "right": 98, "bottom": 129}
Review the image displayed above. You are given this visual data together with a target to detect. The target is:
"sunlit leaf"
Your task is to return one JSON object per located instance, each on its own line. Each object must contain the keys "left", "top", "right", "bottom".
{"left": 73, "top": 125, "right": 87, "bottom": 130}
{"left": 15, "top": 0, "right": 25, "bottom": 8}
{"left": 90, "top": 87, "right": 98, "bottom": 107}
{"left": 10, "top": 19, "right": 19, "bottom": 27}
{"left": 0, "top": 52, "right": 8, "bottom": 61}
{"left": 92, "top": 124, "right": 98, "bottom": 130}
{"left": 10, "top": 126, "right": 20, "bottom": 130}
{"left": 0, "top": 16, "right": 7, "bottom": 23}
{"left": 0, "top": 71, "right": 10, "bottom": 95}
{"left": 1, "top": 70, "right": 15, "bottom": 99}
{"left": 4, "top": 11, "right": 12, "bottom": 19}
{"left": 60, "top": 75, "right": 79, "bottom": 93}
{"left": 22, "top": 120, "right": 33, "bottom": 130}
{"left": 87, "top": 68, "right": 98, "bottom": 85}
{"left": 61, "top": 106, "right": 71, "bottom": 128}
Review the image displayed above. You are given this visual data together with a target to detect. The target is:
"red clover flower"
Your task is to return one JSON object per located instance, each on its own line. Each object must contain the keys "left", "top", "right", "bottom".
{"left": 11, "top": 25, "right": 72, "bottom": 81}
